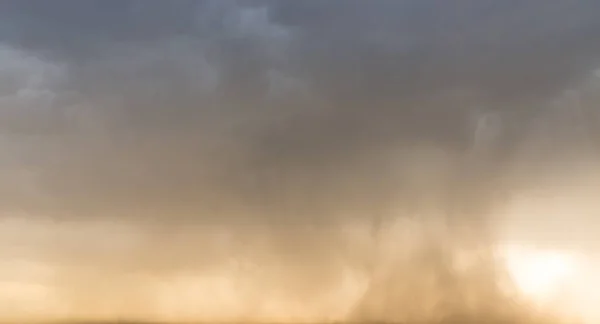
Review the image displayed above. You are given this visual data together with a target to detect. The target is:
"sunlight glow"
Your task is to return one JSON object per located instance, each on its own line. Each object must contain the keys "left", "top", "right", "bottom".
{"left": 501, "top": 244, "right": 581, "bottom": 303}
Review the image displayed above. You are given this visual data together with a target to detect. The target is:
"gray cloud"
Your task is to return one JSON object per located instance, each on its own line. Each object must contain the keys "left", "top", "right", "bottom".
{"left": 1, "top": 0, "right": 600, "bottom": 322}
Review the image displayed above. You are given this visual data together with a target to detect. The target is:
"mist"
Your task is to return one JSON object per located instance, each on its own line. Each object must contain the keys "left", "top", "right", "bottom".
{"left": 1, "top": 0, "right": 600, "bottom": 323}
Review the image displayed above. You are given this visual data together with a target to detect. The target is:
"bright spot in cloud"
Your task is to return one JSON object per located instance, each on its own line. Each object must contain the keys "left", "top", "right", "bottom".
{"left": 500, "top": 244, "right": 580, "bottom": 302}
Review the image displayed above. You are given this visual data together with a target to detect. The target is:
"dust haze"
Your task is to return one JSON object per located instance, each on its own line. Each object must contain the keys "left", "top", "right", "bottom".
{"left": 1, "top": 0, "right": 600, "bottom": 323}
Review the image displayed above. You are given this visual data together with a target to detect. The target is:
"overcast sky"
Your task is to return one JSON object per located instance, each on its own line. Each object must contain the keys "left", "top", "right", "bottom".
{"left": 1, "top": 0, "right": 600, "bottom": 322}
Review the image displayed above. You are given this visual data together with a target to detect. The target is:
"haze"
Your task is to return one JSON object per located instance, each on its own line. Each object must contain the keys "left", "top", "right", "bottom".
{"left": 1, "top": 1, "right": 600, "bottom": 323}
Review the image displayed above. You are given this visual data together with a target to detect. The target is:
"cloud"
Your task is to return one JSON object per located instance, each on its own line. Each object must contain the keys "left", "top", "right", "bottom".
{"left": 0, "top": 0, "right": 600, "bottom": 322}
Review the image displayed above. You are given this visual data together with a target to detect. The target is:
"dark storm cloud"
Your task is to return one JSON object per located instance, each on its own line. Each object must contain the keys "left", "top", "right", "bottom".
{"left": 0, "top": 0, "right": 598, "bottom": 223}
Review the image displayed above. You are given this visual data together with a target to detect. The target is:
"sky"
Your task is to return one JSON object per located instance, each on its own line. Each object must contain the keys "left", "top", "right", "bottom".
{"left": 1, "top": 0, "right": 600, "bottom": 322}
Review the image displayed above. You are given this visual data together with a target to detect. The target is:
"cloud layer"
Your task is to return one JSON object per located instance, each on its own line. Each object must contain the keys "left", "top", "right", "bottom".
{"left": 1, "top": 0, "right": 600, "bottom": 322}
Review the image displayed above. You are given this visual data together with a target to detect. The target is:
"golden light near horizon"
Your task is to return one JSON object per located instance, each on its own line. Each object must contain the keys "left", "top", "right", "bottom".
{"left": 501, "top": 245, "right": 580, "bottom": 299}
{"left": 0, "top": 219, "right": 599, "bottom": 323}
{"left": 498, "top": 243, "right": 588, "bottom": 323}
{"left": 499, "top": 244, "right": 600, "bottom": 324}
